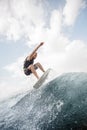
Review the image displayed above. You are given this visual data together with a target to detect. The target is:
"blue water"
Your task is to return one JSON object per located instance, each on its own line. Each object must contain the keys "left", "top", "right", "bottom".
{"left": 0, "top": 72, "right": 87, "bottom": 130}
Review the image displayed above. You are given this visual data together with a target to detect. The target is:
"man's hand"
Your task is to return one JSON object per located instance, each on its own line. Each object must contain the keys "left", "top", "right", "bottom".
{"left": 40, "top": 42, "right": 44, "bottom": 46}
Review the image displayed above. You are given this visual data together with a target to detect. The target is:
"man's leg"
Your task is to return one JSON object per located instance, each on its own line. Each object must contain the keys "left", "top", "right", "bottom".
{"left": 28, "top": 64, "right": 40, "bottom": 79}
{"left": 34, "top": 62, "right": 45, "bottom": 73}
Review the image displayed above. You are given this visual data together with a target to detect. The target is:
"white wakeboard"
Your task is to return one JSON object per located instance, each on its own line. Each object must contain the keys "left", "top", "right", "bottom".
{"left": 33, "top": 68, "right": 51, "bottom": 89}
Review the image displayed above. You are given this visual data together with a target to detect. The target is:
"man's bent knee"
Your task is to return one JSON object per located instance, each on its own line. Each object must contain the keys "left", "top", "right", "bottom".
{"left": 28, "top": 64, "right": 34, "bottom": 70}
{"left": 35, "top": 62, "right": 40, "bottom": 66}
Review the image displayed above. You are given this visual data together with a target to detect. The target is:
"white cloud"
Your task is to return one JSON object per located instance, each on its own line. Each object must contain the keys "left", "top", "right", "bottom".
{"left": 60, "top": 40, "right": 87, "bottom": 72}
{"left": 63, "top": 0, "right": 86, "bottom": 26}
{"left": 0, "top": 0, "right": 45, "bottom": 41}
{"left": 39, "top": 40, "right": 87, "bottom": 74}
{"left": 4, "top": 56, "right": 25, "bottom": 77}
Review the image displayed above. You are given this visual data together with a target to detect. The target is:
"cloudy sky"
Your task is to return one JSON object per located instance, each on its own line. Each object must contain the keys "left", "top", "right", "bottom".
{"left": 0, "top": 0, "right": 87, "bottom": 100}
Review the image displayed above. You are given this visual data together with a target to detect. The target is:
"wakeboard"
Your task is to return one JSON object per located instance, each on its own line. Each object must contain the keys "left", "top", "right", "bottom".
{"left": 33, "top": 68, "right": 51, "bottom": 89}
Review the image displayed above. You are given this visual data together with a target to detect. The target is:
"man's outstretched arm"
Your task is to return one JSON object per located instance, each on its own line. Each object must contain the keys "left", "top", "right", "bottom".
{"left": 29, "top": 42, "right": 44, "bottom": 58}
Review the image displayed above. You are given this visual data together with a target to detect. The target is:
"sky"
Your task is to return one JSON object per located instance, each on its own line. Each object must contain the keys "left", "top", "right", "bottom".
{"left": 0, "top": 0, "right": 87, "bottom": 100}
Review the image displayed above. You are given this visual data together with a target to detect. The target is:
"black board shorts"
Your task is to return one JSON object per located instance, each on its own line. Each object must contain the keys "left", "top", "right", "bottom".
{"left": 24, "top": 65, "right": 38, "bottom": 76}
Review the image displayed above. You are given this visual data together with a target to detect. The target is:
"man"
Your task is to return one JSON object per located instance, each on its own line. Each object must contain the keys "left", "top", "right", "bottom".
{"left": 23, "top": 42, "right": 45, "bottom": 79}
